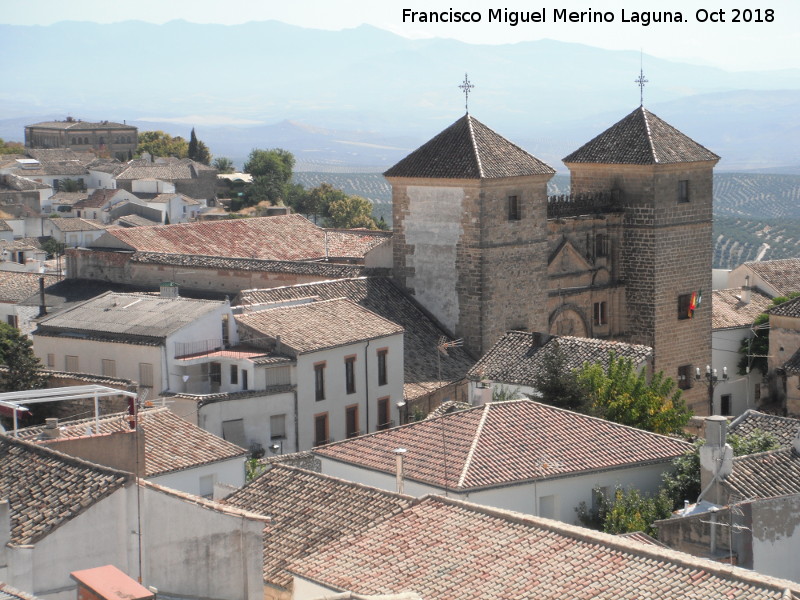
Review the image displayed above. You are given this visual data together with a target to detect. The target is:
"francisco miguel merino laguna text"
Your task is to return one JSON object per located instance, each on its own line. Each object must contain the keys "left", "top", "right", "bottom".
{"left": 401, "top": 8, "right": 775, "bottom": 26}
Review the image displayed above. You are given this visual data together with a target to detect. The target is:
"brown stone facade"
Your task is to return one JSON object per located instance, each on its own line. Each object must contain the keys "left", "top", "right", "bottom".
{"left": 391, "top": 159, "right": 715, "bottom": 414}
{"left": 389, "top": 174, "right": 550, "bottom": 355}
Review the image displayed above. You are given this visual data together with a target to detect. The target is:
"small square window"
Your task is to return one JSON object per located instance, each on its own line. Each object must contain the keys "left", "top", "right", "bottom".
{"left": 678, "top": 180, "right": 690, "bottom": 203}
{"left": 508, "top": 195, "right": 521, "bottom": 221}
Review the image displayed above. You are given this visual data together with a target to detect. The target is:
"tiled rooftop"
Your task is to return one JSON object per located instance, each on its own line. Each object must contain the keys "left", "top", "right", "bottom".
{"left": 712, "top": 289, "right": 773, "bottom": 330}
{"left": 291, "top": 495, "right": 800, "bottom": 600}
{"left": 48, "top": 218, "right": 107, "bottom": 232}
{"left": 17, "top": 407, "right": 247, "bottom": 477}
{"left": 384, "top": 114, "right": 554, "bottom": 179}
{"left": 769, "top": 295, "right": 800, "bottom": 318}
{"left": 0, "top": 582, "right": 40, "bottom": 600}
{"left": 224, "top": 464, "right": 412, "bottom": 588}
{"left": 236, "top": 278, "right": 475, "bottom": 400}
{"left": 130, "top": 251, "right": 365, "bottom": 278}
{"left": 91, "top": 214, "right": 382, "bottom": 262}
{"left": 116, "top": 214, "right": 162, "bottom": 227}
{"left": 0, "top": 435, "right": 132, "bottom": 545}
{"left": 50, "top": 191, "right": 89, "bottom": 205}
{"left": 35, "top": 291, "right": 224, "bottom": 342}
{"left": 724, "top": 446, "right": 800, "bottom": 500}
{"left": 468, "top": 331, "right": 652, "bottom": 387}
{"left": 729, "top": 410, "right": 800, "bottom": 448}
{"left": 0, "top": 173, "right": 50, "bottom": 191}
{"left": 742, "top": 258, "right": 800, "bottom": 297}
{"left": 0, "top": 272, "right": 58, "bottom": 303}
{"left": 236, "top": 298, "right": 403, "bottom": 354}
{"left": 563, "top": 106, "right": 720, "bottom": 165}
{"left": 76, "top": 188, "right": 130, "bottom": 209}
{"left": 315, "top": 399, "right": 689, "bottom": 490}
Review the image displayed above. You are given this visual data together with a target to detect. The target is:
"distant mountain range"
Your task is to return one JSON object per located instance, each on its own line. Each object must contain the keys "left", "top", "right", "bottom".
{"left": 1, "top": 20, "right": 799, "bottom": 171}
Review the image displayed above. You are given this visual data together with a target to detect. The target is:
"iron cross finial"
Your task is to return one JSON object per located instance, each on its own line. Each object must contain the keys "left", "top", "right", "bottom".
{"left": 459, "top": 73, "right": 474, "bottom": 113}
{"left": 635, "top": 52, "right": 648, "bottom": 106}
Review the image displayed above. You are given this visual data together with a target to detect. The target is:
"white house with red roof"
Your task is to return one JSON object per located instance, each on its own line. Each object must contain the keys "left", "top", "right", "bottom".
{"left": 312, "top": 399, "right": 689, "bottom": 523}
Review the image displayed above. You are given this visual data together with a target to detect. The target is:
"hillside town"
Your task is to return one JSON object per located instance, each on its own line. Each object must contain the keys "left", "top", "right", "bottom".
{"left": 2, "top": 102, "right": 800, "bottom": 600}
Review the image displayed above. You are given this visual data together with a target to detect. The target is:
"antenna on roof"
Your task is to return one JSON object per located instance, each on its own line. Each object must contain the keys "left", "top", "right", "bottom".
{"left": 458, "top": 73, "right": 474, "bottom": 114}
{"left": 635, "top": 50, "right": 648, "bottom": 107}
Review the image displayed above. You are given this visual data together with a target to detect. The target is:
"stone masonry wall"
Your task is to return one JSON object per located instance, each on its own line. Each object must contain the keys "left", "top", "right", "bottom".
{"left": 566, "top": 162, "right": 714, "bottom": 414}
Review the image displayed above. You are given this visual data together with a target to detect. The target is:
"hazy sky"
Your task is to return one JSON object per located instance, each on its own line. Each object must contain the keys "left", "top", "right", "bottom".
{"left": 4, "top": 0, "right": 798, "bottom": 71}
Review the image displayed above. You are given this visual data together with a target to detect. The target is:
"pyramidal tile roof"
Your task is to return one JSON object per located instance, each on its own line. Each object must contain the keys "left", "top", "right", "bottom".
{"left": 224, "top": 464, "right": 413, "bottom": 588}
{"left": 384, "top": 114, "right": 554, "bottom": 179}
{"left": 290, "top": 495, "right": 800, "bottom": 600}
{"left": 563, "top": 106, "right": 719, "bottom": 165}
{"left": 314, "top": 399, "right": 689, "bottom": 491}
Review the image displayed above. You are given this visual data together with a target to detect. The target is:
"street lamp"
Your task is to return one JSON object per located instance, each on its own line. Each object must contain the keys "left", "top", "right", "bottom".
{"left": 696, "top": 365, "right": 728, "bottom": 416}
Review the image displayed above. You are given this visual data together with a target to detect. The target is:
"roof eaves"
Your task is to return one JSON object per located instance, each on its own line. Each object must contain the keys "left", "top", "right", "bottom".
{"left": 465, "top": 115, "right": 484, "bottom": 179}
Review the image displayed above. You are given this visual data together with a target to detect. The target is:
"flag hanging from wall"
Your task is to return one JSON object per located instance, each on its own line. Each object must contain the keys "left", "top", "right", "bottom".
{"left": 688, "top": 291, "right": 698, "bottom": 318}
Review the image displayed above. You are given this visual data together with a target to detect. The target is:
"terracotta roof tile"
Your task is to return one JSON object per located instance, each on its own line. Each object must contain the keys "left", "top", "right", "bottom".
{"left": 563, "top": 106, "right": 719, "bottom": 165}
{"left": 17, "top": 407, "right": 247, "bottom": 476}
{"left": 384, "top": 114, "right": 554, "bottom": 179}
{"left": 224, "top": 464, "right": 412, "bottom": 588}
{"left": 743, "top": 258, "right": 800, "bottom": 297}
{"left": 0, "top": 272, "right": 58, "bottom": 303}
{"left": 724, "top": 446, "right": 800, "bottom": 499}
{"left": 468, "top": 332, "right": 651, "bottom": 387}
{"left": 236, "top": 298, "right": 403, "bottom": 354}
{"left": 48, "top": 218, "right": 107, "bottom": 232}
{"left": 0, "top": 435, "right": 132, "bottom": 545}
{"left": 290, "top": 495, "right": 799, "bottom": 600}
{"left": 712, "top": 289, "right": 773, "bottom": 330}
{"left": 237, "top": 278, "right": 475, "bottom": 399}
{"left": 314, "top": 399, "right": 689, "bottom": 490}
{"left": 769, "top": 295, "right": 800, "bottom": 318}
{"left": 729, "top": 410, "right": 800, "bottom": 448}
{"left": 93, "top": 215, "right": 381, "bottom": 262}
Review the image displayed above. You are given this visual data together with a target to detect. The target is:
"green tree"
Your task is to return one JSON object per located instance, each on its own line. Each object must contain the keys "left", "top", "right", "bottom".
{"left": 136, "top": 131, "right": 189, "bottom": 159}
{"left": 326, "top": 193, "right": 379, "bottom": 229}
{"left": 0, "top": 138, "right": 24, "bottom": 155}
{"left": 41, "top": 237, "right": 65, "bottom": 259}
{"left": 578, "top": 354, "right": 692, "bottom": 435}
{"left": 59, "top": 178, "right": 85, "bottom": 192}
{"left": 242, "top": 149, "right": 295, "bottom": 207}
{"left": 661, "top": 429, "right": 780, "bottom": 510}
{"left": 738, "top": 294, "right": 800, "bottom": 376}
{"left": 187, "top": 127, "right": 211, "bottom": 165}
{"left": 0, "top": 323, "right": 45, "bottom": 392}
{"left": 577, "top": 485, "right": 673, "bottom": 537}
{"left": 531, "top": 340, "right": 590, "bottom": 412}
{"left": 212, "top": 156, "right": 235, "bottom": 173}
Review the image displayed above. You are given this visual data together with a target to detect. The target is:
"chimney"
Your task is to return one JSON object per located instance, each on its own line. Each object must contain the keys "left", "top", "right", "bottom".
{"left": 41, "top": 417, "right": 61, "bottom": 440}
{"left": 741, "top": 275, "right": 752, "bottom": 305}
{"left": 37, "top": 276, "right": 47, "bottom": 318}
{"left": 394, "top": 448, "right": 407, "bottom": 494}
{"left": 699, "top": 416, "right": 733, "bottom": 505}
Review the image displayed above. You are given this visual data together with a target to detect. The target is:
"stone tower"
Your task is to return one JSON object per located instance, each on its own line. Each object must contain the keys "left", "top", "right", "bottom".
{"left": 563, "top": 106, "right": 720, "bottom": 414}
{"left": 385, "top": 114, "right": 555, "bottom": 356}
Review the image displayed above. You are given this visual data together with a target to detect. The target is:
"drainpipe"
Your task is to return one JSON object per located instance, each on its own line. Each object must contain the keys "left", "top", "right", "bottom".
{"left": 293, "top": 387, "right": 299, "bottom": 453}
{"left": 364, "top": 340, "right": 370, "bottom": 435}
